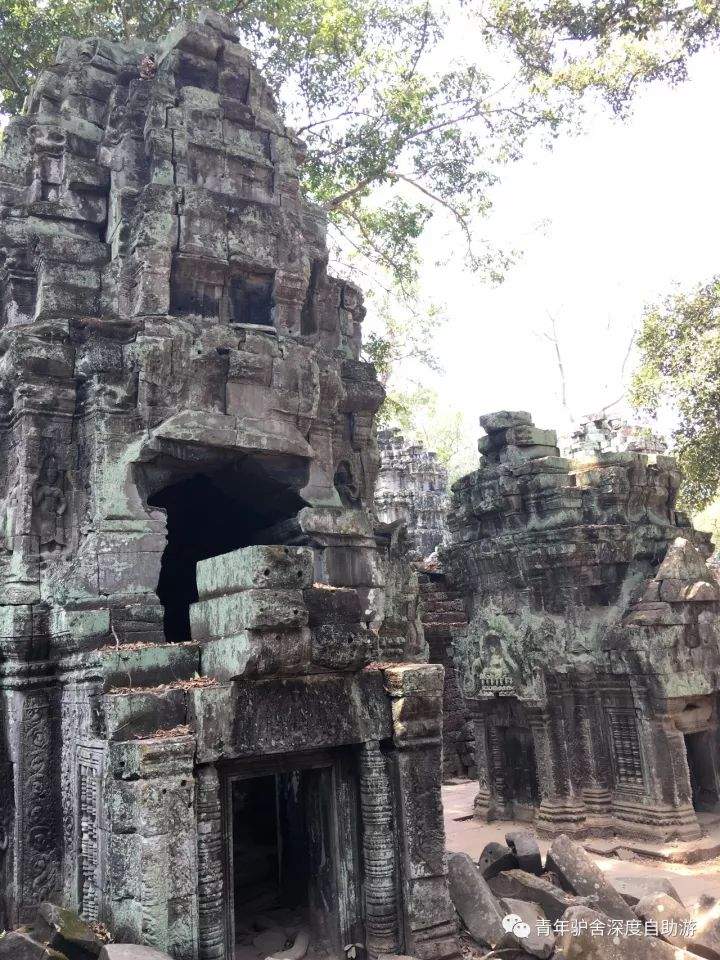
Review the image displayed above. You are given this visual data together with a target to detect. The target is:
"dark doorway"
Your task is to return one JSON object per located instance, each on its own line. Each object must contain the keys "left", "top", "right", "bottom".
{"left": 685, "top": 731, "right": 720, "bottom": 812}
{"left": 503, "top": 726, "right": 540, "bottom": 809}
{"left": 228, "top": 763, "right": 345, "bottom": 958}
{"left": 148, "top": 456, "right": 307, "bottom": 642}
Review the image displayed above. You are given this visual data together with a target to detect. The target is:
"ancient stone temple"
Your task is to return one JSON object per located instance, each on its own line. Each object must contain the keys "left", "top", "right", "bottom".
{"left": 373, "top": 433, "right": 473, "bottom": 780}
{"left": 0, "top": 14, "right": 459, "bottom": 960}
{"left": 375, "top": 429, "right": 449, "bottom": 560}
{"left": 562, "top": 412, "right": 666, "bottom": 459}
{"left": 441, "top": 411, "right": 720, "bottom": 840}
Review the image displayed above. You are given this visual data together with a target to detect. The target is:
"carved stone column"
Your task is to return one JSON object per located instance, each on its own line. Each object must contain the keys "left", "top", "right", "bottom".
{"left": 3, "top": 672, "right": 62, "bottom": 925}
{"left": 103, "top": 736, "right": 198, "bottom": 959}
{"left": 577, "top": 685, "right": 613, "bottom": 834}
{"left": 197, "top": 764, "right": 226, "bottom": 960}
{"left": 359, "top": 739, "right": 399, "bottom": 959}
{"left": 531, "top": 705, "right": 586, "bottom": 836}
{"left": 470, "top": 712, "right": 493, "bottom": 820}
{"left": 383, "top": 664, "right": 459, "bottom": 960}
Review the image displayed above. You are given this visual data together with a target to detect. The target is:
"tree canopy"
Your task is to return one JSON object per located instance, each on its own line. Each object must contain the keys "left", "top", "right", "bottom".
{"left": 631, "top": 279, "right": 720, "bottom": 512}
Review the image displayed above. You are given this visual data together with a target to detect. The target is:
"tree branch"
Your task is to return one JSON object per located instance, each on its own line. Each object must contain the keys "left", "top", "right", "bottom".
{"left": 0, "top": 53, "right": 24, "bottom": 95}
{"left": 541, "top": 313, "right": 572, "bottom": 419}
{"left": 323, "top": 175, "right": 384, "bottom": 211}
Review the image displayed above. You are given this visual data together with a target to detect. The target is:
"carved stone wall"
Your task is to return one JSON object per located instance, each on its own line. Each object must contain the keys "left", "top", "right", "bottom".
{"left": 444, "top": 410, "right": 720, "bottom": 841}
{"left": 0, "top": 12, "right": 457, "bottom": 959}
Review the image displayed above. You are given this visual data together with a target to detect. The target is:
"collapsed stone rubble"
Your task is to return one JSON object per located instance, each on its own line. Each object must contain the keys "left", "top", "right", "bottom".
{"left": 446, "top": 830, "right": 720, "bottom": 960}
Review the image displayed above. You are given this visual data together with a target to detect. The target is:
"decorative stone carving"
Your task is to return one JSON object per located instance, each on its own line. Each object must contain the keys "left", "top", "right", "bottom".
{"left": 359, "top": 740, "right": 399, "bottom": 959}
{"left": 0, "top": 13, "right": 457, "bottom": 960}
{"left": 439, "top": 410, "right": 720, "bottom": 841}
{"left": 31, "top": 455, "right": 67, "bottom": 550}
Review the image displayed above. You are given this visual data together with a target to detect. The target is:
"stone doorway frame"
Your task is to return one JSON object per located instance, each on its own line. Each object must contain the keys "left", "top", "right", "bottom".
{"left": 220, "top": 748, "right": 362, "bottom": 959}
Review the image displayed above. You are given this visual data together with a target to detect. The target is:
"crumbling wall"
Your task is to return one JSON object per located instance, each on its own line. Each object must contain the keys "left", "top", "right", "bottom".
{"left": 0, "top": 12, "right": 459, "bottom": 958}
{"left": 442, "top": 410, "right": 720, "bottom": 840}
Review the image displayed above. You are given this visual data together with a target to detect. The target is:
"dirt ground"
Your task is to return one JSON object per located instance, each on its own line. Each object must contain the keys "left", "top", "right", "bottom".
{"left": 442, "top": 780, "right": 720, "bottom": 908}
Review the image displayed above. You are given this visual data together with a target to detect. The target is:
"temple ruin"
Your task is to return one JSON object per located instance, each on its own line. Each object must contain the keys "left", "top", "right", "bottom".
{"left": 4, "top": 6, "right": 720, "bottom": 957}
{"left": 373, "top": 430, "right": 474, "bottom": 781}
{"left": 375, "top": 429, "right": 449, "bottom": 560}
{"left": 0, "top": 13, "right": 459, "bottom": 959}
{"left": 439, "top": 411, "right": 720, "bottom": 840}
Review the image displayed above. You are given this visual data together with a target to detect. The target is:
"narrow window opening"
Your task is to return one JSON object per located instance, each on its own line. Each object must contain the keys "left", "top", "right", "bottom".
{"left": 229, "top": 270, "right": 274, "bottom": 326}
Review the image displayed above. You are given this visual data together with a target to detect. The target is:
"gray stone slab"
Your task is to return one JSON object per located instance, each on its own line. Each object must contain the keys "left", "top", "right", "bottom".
{"left": 447, "top": 851, "right": 505, "bottom": 947}
{"left": 546, "top": 835, "right": 635, "bottom": 921}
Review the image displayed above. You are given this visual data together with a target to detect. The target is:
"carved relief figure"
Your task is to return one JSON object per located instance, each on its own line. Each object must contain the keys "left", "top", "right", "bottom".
{"left": 31, "top": 455, "right": 67, "bottom": 550}
{"left": 334, "top": 460, "right": 361, "bottom": 508}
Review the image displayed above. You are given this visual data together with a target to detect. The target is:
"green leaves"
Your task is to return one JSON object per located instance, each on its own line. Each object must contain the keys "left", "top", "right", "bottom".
{"left": 631, "top": 278, "right": 720, "bottom": 511}
{"left": 480, "top": 0, "right": 719, "bottom": 113}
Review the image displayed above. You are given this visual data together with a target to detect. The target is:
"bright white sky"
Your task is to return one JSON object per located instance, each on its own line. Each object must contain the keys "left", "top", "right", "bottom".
{"left": 413, "top": 45, "right": 720, "bottom": 444}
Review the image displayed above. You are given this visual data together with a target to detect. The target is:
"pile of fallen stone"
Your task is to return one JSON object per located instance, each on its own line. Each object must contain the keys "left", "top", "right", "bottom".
{"left": 0, "top": 903, "right": 171, "bottom": 960}
{"left": 448, "top": 830, "right": 720, "bottom": 959}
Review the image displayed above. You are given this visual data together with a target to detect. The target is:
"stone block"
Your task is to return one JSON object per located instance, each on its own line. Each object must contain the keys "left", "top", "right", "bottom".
{"left": 200, "top": 628, "right": 311, "bottom": 680}
{"left": 505, "top": 829, "right": 543, "bottom": 876}
{"left": 100, "top": 947, "right": 173, "bottom": 960}
{"left": 196, "top": 545, "right": 313, "bottom": 599}
{"left": 34, "top": 901, "right": 104, "bottom": 957}
{"left": 304, "top": 584, "right": 364, "bottom": 625}
{"left": 611, "top": 876, "right": 683, "bottom": 907}
{"left": 559, "top": 905, "right": 702, "bottom": 960}
{"left": 101, "top": 642, "right": 199, "bottom": 689}
{"left": 310, "top": 623, "right": 373, "bottom": 671}
{"left": 322, "top": 544, "right": 384, "bottom": 587}
{"left": 499, "top": 898, "right": 555, "bottom": 959}
{"left": 0, "top": 932, "right": 49, "bottom": 959}
{"left": 488, "top": 869, "right": 596, "bottom": 924}
{"left": 545, "top": 836, "right": 635, "bottom": 921}
{"left": 447, "top": 851, "right": 504, "bottom": 947}
{"left": 505, "top": 426, "right": 558, "bottom": 448}
{"left": 103, "top": 686, "right": 187, "bottom": 740}
{"left": 635, "top": 892, "right": 720, "bottom": 958}
{"left": 477, "top": 842, "right": 518, "bottom": 880}
{"left": 479, "top": 411, "right": 532, "bottom": 433}
{"left": 190, "top": 589, "right": 307, "bottom": 638}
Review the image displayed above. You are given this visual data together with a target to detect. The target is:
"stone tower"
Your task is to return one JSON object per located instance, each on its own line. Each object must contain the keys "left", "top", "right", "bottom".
{"left": 375, "top": 428, "right": 449, "bottom": 560}
{"left": 442, "top": 411, "right": 720, "bottom": 840}
{"left": 0, "top": 13, "right": 458, "bottom": 960}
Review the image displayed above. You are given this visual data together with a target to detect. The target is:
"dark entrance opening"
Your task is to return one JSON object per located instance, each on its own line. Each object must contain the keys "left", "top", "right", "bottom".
{"left": 227, "top": 755, "right": 354, "bottom": 959}
{"left": 684, "top": 731, "right": 720, "bottom": 812}
{"left": 503, "top": 725, "right": 540, "bottom": 815}
{"left": 147, "top": 455, "right": 308, "bottom": 642}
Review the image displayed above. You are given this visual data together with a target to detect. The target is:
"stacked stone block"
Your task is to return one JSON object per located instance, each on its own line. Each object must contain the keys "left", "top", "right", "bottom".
{"left": 0, "top": 12, "right": 458, "bottom": 960}
{"left": 375, "top": 429, "right": 449, "bottom": 560}
{"left": 443, "top": 410, "right": 720, "bottom": 841}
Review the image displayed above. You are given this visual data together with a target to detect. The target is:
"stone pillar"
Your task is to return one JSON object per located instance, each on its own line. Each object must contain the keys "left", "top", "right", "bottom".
{"left": 359, "top": 740, "right": 400, "bottom": 959}
{"left": 0, "top": 667, "right": 62, "bottom": 926}
{"left": 197, "top": 765, "right": 225, "bottom": 960}
{"left": 577, "top": 686, "right": 613, "bottom": 834}
{"left": 383, "top": 664, "right": 459, "bottom": 960}
{"left": 531, "top": 706, "right": 586, "bottom": 836}
{"left": 471, "top": 714, "right": 494, "bottom": 820}
{"left": 104, "top": 735, "right": 199, "bottom": 959}
{"left": 612, "top": 706, "right": 700, "bottom": 841}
